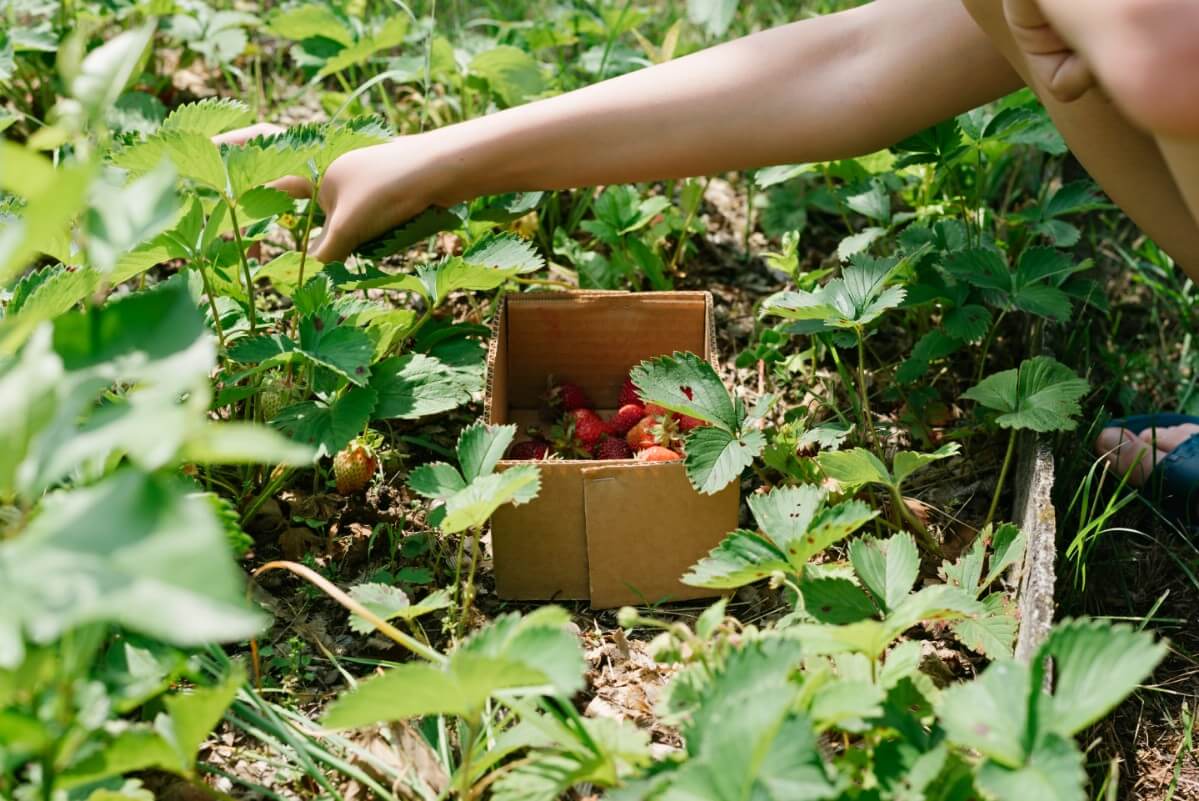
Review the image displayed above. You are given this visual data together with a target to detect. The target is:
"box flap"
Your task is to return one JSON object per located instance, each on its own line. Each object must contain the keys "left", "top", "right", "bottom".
{"left": 581, "top": 462, "right": 737, "bottom": 609}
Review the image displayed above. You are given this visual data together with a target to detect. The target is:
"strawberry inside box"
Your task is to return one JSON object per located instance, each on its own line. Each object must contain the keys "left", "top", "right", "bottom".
{"left": 486, "top": 291, "right": 739, "bottom": 609}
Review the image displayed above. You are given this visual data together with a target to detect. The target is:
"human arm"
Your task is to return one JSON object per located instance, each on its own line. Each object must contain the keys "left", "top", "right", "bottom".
{"left": 305, "top": 0, "right": 1019, "bottom": 261}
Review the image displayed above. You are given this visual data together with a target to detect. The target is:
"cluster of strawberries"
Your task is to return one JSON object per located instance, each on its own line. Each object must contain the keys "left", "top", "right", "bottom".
{"left": 506, "top": 373, "right": 703, "bottom": 462}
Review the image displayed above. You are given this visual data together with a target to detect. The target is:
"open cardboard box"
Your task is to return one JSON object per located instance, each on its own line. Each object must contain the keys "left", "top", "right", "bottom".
{"left": 486, "top": 291, "right": 739, "bottom": 609}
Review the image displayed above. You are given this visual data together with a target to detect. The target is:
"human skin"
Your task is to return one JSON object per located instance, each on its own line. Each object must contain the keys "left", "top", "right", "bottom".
{"left": 216, "top": 0, "right": 1199, "bottom": 483}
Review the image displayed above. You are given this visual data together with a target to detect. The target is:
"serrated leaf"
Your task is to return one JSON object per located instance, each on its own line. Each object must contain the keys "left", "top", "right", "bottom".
{"left": 111, "top": 130, "right": 228, "bottom": 191}
{"left": 317, "top": 15, "right": 408, "bottom": 78}
{"left": 359, "top": 206, "right": 465, "bottom": 259}
{"left": 1034, "top": 618, "right": 1167, "bottom": 737}
{"left": 849, "top": 532, "right": 919, "bottom": 614}
{"left": 892, "top": 442, "right": 960, "bottom": 487}
{"left": 942, "top": 304, "right": 991, "bottom": 342}
{"left": 951, "top": 595, "right": 1017, "bottom": 658}
{"left": 369, "top": 353, "right": 472, "bottom": 420}
{"left": 272, "top": 387, "right": 376, "bottom": 457}
{"left": 71, "top": 23, "right": 154, "bottom": 116}
{"left": 942, "top": 247, "right": 1011, "bottom": 292}
{"left": 223, "top": 135, "right": 320, "bottom": 199}
{"left": 817, "top": 447, "right": 890, "bottom": 487}
{"left": 462, "top": 233, "right": 544, "bottom": 273}
{"left": 265, "top": 4, "right": 354, "bottom": 46}
{"left": 161, "top": 98, "right": 253, "bottom": 137}
{"left": 963, "top": 356, "right": 1088, "bottom": 432}
{"left": 938, "top": 660, "right": 1031, "bottom": 766}
{"left": 407, "top": 462, "right": 466, "bottom": 501}
{"left": 683, "top": 426, "right": 763, "bottom": 495}
{"left": 975, "top": 734, "right": 1086, "bottom": 801}
{"left": 682, "top": 529, "right": 792, "bottom": 589}
{"left": 800, "top": 578, "right": 877, "bottom": 624}
{"left": 439, "top": 466, "right": 541, "bottom": 533}
{"left": 297, "top": 315, "right": 374, "bottom": 385}
{"left": 985, "top": 523, "right": 1026, "bottom": 586}
{"left": 347, "top": 584, "right": 451, "bottom": 634}
{"left": 1012, "top": 282, "right": 1072, "bottom": 321}
{"left": 457, "top": 422, "right": 516, "bottom": 483}
{"left": 631, "top": 351, "right": 738, "bottom": 432}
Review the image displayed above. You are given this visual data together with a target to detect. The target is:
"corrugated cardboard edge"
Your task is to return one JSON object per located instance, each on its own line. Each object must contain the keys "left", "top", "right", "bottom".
{"left": 485, "top": 290, "right": 720, "bottom": 423}
{"left": 1011, "top": 430, "right": 1057, "bottom": 664}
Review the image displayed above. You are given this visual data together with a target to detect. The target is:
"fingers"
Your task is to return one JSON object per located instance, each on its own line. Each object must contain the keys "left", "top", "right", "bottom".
{"left": 1095, "top": 427, "right": 1167, "bottom": 486}
{"left": 1137, "top": 423, "right": 1199, "bottom": 452}
{"left": 1003, "top": 0, "right": 1097, "bottom": 102}
{"left": 310, "top": 218, "right": 351, "bottom": 264}
{"left": 270, "top": 175, "right": 314, "bottom": 200}
{"left": 211, "top": 122, "right": 286, "bottom": 147}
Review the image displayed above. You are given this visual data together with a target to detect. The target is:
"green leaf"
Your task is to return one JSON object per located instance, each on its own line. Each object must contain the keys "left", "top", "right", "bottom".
{"left": 941, "top": 528, "right": 988, "bottom": 594}
{"left": 761, "top": 253, "right": 907, "bottom": 330}
{"left": 70, "top": 23, "right": 154, "bottom": 116}
{"left": 0, "top": 327, "right": 62, "bottom": 500}
{"left": 439, "top": 466, "right": 541, "bottom": 533}
{"left": 370, "top": 353, "right": 472, "bottom": 420}
{"left": 892, "top": 442, "right": 960, "bottom": 487}
{"left": 631, "top": 351, "right": 738, "bottom": 432}
{"left": 975, "top": 734, "right": 1086, "bottom": 801}
{"left": 817, "top": 447, "right": 891, "bottom": 488}
{"left": 462, "top": 233, "right": 544, "bottom": 273}
{"left": 85, "top": 163, "right": 181, "bottom": 273}
{"left": 157, "top": 667, "right": 244, "bottom": 771}
{"left": 683, "top": 529, "right": 792, "bottom": 589}
{"left": 179, "top": 422, "right": 317, "bottom": 466}
{"left": 456, "top": 422, "right": 517, "bottom": 483}
{"left": 223, "top": 134, "right": 321, "bottom": 198}
{"left": 938, "top": 660, "right": 1032, "bottom": 766}
{"left": 683, "top": 426, "right": 764, "bottom": 495}
{"left": 161, "top": 98, "right": 253, "bottom": 137}
{"left": 347, "top": 584, "right": 451, "bottom": 634}
{"left": 359, "top": 207, "right": 465, "bottom": 260}
{"left": 265, "top": 4, "right": 354, "bottom": 46}
{"left": 800, "top": 578, "right": 877, "bottom": 624}
{"left": 951, "top": 594, "right": 1017, "bottom": 658}
{"left": 807, "top": 678, "right": 885, "bottom": 731}
{"left": 942, "top": 304, "right": 991, "bottom": 342}
{"left": 256, "top": 251, "right": 318, "bottom": 294}
{"left": 407, "top": 462, "right": 467, "bottom": 501}
{"left": 111, "top": 130, "right": 228, "bottom": 191}
{"left": 273, "top": 387, "right": 377, "bottom": 457}
{"left": 469, "top": 46, "right": 545, "bottom": 106}
{"left": 849, "top": 532, "right": 919, "bottom": 614}
{"left": 963, "top": 356, "right": 1089, "bottom": 432}
{"left": 943, "top": 247, "right": 1011, "bottom": 292}
{"left": 297, "top": 314, "right": 374, "bottom": 385}
{"left": 0, "top": 161, "right": 94, "bottom": 286}
{"left": 985, "top": 523, "right": 1026, "bottom": 587}
{"left": 317, "top": 15, "right": 409, "bottom": 78}
{"left": 749, "top": 485, "right": 876, "bottom": 568}
{"left": 0, "top": 471, "right": 267, "bottom": 668}
{"left": 1034, "top": 618, "right": 1167, "bottom": 737}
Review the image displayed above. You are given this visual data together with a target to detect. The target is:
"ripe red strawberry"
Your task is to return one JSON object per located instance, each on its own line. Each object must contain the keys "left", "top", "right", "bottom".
{"left": 607, "top": 403, "right": 645, "bottom": 436}
{"left": 594, "top": 437, "right": 633, "bottom": 460}
{"left": 333, "top": 441, "right": 378, "bottom": 494}
{"left": 618, "top": 377, "right": 642, "bottom": 408}
{"left": 507, "top": 439, "right": 550, "bottom": 460}
{"left": 626, "top": 416, "right": 657, "bottom": 451}
{"left": 569, "top": 408, "right": 607, "bottom": 449}
{"left": 637, "top": 446, "right": 682, "bottom": 462}
{"left": 544, "top": 379, "right": 592, "bottom": 414}
{"left": 676, "top": 413, "right": 705, "bottom": 432}
{"left": 644, "top": 403, "right": 669, "bottom": 418}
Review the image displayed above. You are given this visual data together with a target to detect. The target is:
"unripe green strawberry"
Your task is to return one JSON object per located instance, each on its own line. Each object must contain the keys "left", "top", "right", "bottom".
{"left": 333, "top": 441, "right": 378, "bottom": 494}
{"left": 259, "top": 377, "right": 293, "bottom": 421}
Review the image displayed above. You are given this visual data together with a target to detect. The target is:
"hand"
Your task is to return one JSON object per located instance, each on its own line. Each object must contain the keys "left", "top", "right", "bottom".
{"left": 1003, "top": 0, "right": 1097, "bottom": 102}
{"left": 213, "top": 124, "right": 455, "bottom": 262}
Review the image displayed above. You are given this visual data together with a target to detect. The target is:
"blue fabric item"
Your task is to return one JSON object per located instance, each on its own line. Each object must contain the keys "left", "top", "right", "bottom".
{"left": 1104, "top": 414, "right": 1199, "bottom": 524}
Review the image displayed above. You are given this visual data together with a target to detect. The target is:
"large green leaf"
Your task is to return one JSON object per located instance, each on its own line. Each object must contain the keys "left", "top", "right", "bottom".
{"left": 975, "top": 734, "right": 1086, "bottom": 801}
{"left": 318, "top": 14, "right": 409, "bottom": 78}
{"left": 683, "top": 425, "right": 764, "bottom": 495}
{"left": 631, "top": 351, "right": 738, "bottom": 431}
{"left": 799, "top": 578, "right": 878, "bottom": 624}
{"left": 938, "top": 660, "right": 1031, "bottom": 767}
{"left": 85, "top": 163, "right": 181, "bottom": 273}
{"left": 0, "top": 471, "right": 267, "bottom": 668}
{"left": 369, "top": 353, "right": 473, "bottom": 420}
{"left": 265, "top": 4, "right": 354, "bottom": 46}
{"left": 161, "top": 98, "right": 254, "bottom": 137}
{"left": 963, "top": 356, "right": 1088, "bottom": 432}
{"left": 179, "top": 422, "right": 317, "bottom": 466}
{"left": 111, "top": 130, "right": 228, "bottom": 191}
{"left": 760, "top": 253, "right": 907, "bottom": 331}
{"left": 1034, "top": 618, "right": 1167, "bottom": 737}
{"left": 407, "top": 462, "right": 467, "bottom": 501}
{"left": 817, "top": 448, "right": 890, "bottom": 487}
{"left": 469, "top": 46, "right": 545, "bottom": 106}
{"left": 346, "top": 585, "right": 451, "bottom": 634}
{"left": 69, "top": 23, "right": 154, "bottom": 117}
{"left": 682, "top": 529, "right": 792, "bottom": 589}
{"left": 0, "top": 161, "right": 93, "bottom": 286}
{"left": 457, "top": 422, "right": 517, "bottom": 483}
{"left": 748, "top": 485, "right": 876, "bottom": 567}
{"left": 439, "top": 466, "right": 541, "bottom": 533}
{"left": 272, "top": 386, "right": 377, "bottom": 457}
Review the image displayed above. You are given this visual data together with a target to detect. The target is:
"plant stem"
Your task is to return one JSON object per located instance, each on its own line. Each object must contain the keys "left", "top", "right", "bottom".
{"left": 510, "top": 275, "right": 575, "bottom": 291}
{"left": 889, "top": 484, "right": 942, "bottom": 558}
{"left": 457, "top": 719, "right": 475, "bottom": 800}
{"left": 296, "top": 179, "right": 323, "bottom": 291}
{"left": 458, "top": 528, "right": 483, "bottom": 639}
{"left": 856, "top": 328, "right": 875, "bottom": 451}
{"left": 227, "top": 200, "right": 258, "bottom": 334}
{"left": 986, "top": 428, "right": 1018, "bottom": 526}
{"left": 975, "top": 309, "right": 1006, "bottom": 384}
{"left": 196, "top": 259, "right": 228, "bottom": 351}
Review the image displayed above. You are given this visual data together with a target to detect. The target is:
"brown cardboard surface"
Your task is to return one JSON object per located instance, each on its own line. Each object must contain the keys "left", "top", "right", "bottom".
{"left": 486, "top": 291, "right": 738, "bottom": 607}
{"left": 581, "top": 462, "right": 737, "bottom": 608}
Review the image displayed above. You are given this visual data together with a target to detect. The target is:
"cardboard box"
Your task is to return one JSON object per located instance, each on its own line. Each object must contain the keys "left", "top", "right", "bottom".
{"left": 486, "top": 291, "right": 740, "bottom": 609}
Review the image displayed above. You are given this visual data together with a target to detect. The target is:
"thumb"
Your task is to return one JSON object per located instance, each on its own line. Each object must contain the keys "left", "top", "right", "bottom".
{"left": 310, "top": 215, "right": 352, "bottom": 264}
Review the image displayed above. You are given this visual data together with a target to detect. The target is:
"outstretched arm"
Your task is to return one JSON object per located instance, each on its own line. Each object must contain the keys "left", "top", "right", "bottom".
{"left": 304, "top": 0, "right": 1019, "bottom": 261}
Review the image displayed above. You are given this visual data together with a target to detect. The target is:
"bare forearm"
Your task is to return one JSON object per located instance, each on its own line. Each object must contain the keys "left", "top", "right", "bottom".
{"left": 424, "top": 0, "right": 1018, "bottom": 204}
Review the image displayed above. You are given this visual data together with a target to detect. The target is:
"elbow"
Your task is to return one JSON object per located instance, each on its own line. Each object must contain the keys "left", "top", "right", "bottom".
{"left": 1090, "top": 0, "right": 1199, "bottom": 137}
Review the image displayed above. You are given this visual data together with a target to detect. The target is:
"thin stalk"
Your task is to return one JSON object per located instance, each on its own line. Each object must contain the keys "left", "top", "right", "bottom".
{"left": 856, "top": 328, "right": 875, "bottom": 451}
{"left": 227, "top": 200, "right": 258, "bottom": 334}
{"left": 450, "top": 529, "right": 468, "bottom": 620}
{"left": 457, "top": 719, "right": 476, "bottom": 800}
{"left": 249, "top": 560, "right": 445, "bottom": 665}
{"left": 196, "top": 259, "right": 228, "bottom": 350}
{"left": 985, "top": 428, "right": 1018, "bottom": 526}
{"left": 510, "top": 275, "right": 575, "bottom": 291}
{"left": 458, "top": 529, "right": 483, "bottom": 639}
{"left": 975, "top": 309, "right": 1007, "bottom": 383}
{"left": 668, "top": 178, "right": 709, "bottom": 274}
{"left": 296, "top": 180, "right": 323, "bottom": 292}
